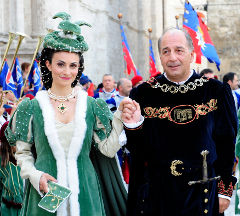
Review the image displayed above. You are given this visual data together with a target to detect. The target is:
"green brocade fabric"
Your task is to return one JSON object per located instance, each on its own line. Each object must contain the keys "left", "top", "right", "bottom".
{"left": 43, "top": 12, "right": 91, "bottom": 53}
{"left": 6, "top": 95, "right": 127, "bottom": 216}
{"left": 235, "top": 109, "right": 240, "bottom": 214}
{"left": 0, "top": 157, "right": 24, "bottom": 216}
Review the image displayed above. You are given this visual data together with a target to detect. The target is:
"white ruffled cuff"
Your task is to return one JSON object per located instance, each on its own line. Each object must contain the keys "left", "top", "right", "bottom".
{"left": 218, "top": 194, "right": 231, "bottom": 201}
{"left": 123, "top": 115, "right": 144, "bottom": 129}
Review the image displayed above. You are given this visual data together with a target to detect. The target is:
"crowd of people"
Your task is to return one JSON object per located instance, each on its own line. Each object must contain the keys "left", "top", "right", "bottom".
{"left": 0, "top": 11, "right": 239, "bottom": 216}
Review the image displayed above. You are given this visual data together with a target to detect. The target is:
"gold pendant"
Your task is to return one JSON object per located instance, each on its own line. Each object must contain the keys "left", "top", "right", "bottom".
{"left": 57, "top": 103, "right": 68, "bottom": 114}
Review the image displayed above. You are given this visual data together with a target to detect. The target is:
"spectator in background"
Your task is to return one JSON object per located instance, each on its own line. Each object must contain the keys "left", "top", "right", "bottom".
{"left": 21, "top": 62, "right": 31, "bottom": 80}
{"left": 131, "top": 75, "right": 143, "bottom": 88}
{"left": 223, "top": 72, "right": 240, "bottom": 111}
{"left": 80, "top": 75, "right": 90, "bottom": 92}
{"left": 93, "top": 74, "right": 118, "bottom": 101}
{"left": 106, "top": 78, "right": 132, "bottom": 113}
{"left": 199, "top": 68, "right": 215, "bottom": 78}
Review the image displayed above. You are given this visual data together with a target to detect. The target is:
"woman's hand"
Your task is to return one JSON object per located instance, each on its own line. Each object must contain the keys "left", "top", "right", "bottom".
{"left": 0, "top": 104, "right": 4, "bottom": 116}
{"left": 120, "top": 98, "right": 141, "bottom": 124}
{"left": 39, "top": 173, "right": 57, "bottom": 193}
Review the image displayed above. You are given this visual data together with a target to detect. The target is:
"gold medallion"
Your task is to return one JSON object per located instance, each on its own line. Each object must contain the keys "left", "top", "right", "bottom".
{"left": 57, "top": 103, "right": 68, "bottom": 114}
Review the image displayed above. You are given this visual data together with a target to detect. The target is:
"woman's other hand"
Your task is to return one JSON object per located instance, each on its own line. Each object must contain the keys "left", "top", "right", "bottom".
{"left": 39, "top": 173, "right": 57, "bottom": 193}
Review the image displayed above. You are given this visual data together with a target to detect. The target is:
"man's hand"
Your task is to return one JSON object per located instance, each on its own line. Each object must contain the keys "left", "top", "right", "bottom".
{"left": 219, "top": 197, "right": 230, "bottom": 213}
{"left": 119, "top": 98, "right": 141, "bottom": 124}
{"left": 39, "top": 173, "right": 57, "bottom": 193}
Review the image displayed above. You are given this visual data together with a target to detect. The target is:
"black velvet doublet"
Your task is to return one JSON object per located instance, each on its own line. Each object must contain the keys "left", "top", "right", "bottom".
{"left": 125, "top": 72, "right": 238, "bottom": 216}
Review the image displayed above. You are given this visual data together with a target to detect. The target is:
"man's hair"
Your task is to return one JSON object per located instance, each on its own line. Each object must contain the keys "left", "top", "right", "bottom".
{"left": 199, "top": 68, "right": 214, "bottom": 77}
{"left": 102, "top": 74, "right": 114, "bottom": 81}
{"left": 117, "top": 79, "right": 124, "bottom": 90}
{"left": 223, "top": 72, "right": 236, "bottom": 83}
{"left": 21, "top": 62, "right": 31, "bottom": 71}
{"left": 158, "top": 27, "right": 194, "bottom": 54}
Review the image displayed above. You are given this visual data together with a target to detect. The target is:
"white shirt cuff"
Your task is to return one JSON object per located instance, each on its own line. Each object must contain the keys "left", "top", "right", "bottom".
{"left": 119, "top": 130, "right": 127, "bottom": 146}
{"left": 218, "top": 194, "right": 231, "bottom": 201}
{"left": 123, "top": 115, "right": 144, "bottom": 129}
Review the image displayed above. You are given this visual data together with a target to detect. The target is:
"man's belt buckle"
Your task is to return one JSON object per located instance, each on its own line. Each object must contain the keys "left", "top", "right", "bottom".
{"left": 170, "top": 160, "right": 183, "bottom": 176}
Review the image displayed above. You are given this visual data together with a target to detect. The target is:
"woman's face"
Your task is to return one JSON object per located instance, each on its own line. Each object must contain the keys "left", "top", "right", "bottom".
{"left": 46, "top": 51, "right": 79, "bottom": 88}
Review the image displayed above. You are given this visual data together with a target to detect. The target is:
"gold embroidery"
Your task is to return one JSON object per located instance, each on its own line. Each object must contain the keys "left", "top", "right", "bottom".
{"left": 144, "top": 99, "right": 217, "bottom": 125}
{"left": 174, "top": 109, "right": 192, "bottom": 122}
{"left": 195, "top": 99, "right": 218, "bottom": 118}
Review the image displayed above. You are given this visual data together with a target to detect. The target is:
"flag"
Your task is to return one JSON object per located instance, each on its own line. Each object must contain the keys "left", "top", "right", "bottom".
{"left": 183, "top": 1, "right": 220, "bottom": 71}
{"left": 87, "top": 82, "right": 94, "bottom": 97}
{"left": 28, "top": 60, "right": 41, "bottom": 96}
{"left": 120, "top": 25, "right": 141, "bottom": 76}
{"left": 12, "top": 58, "right": 23, "bottom": 99}
{"left": 1, "top": 61, "right": 17, "bottom": 96}
{"left": 149, "top": 38, "right": 159, "bottom": 76}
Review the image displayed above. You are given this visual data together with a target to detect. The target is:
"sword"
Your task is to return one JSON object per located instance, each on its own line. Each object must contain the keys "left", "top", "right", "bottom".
{"left": 188, "top": 150, "right": 221, "bottom": 186}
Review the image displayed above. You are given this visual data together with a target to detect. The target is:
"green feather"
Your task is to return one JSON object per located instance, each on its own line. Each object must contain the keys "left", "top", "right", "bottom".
{"left": 74, "top": 21, "right": 92, "bottom": 27}
{"left": 52, "top": 12, "right": 71, "bottom": 21}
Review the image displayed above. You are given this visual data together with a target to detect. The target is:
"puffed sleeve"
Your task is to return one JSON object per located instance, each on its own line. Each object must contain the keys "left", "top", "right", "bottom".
{"left": 5, "top": 98, "right": 44, "bottom": 196}
{"left": 92, "top": 98, "right": 123, "bottom": 158}
{"left": 213, "top": 82, "right": 238, "bottom": 198}
{"left": 124, "top": 87, "right": 144, "bottom": 153}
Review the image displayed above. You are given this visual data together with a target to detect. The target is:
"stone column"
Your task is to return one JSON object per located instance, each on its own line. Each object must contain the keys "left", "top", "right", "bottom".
{"left": 137, "top": 0, "right": 151, "bottom": 80}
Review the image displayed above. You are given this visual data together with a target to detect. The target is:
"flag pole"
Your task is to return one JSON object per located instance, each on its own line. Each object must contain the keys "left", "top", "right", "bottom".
{"left": 118, "top": 13, "right": 128, "bottom": 79}
{"left": 10, "top": 32, "right": 28, "bottom": 71}
{"left": 148, "top": 29, "right": 152, "bottom": 78}
{"left": 20, "top": 36, "right": 43, "bottom": 99}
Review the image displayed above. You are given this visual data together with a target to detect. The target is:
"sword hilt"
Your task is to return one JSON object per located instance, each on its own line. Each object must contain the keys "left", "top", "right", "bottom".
{"left": 188, "top": 175, "right": 221, "bottom": 186}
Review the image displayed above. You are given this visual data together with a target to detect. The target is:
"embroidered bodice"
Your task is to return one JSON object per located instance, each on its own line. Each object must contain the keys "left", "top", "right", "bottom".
{"left": 55, "top": 120, "right": 75, "bottom": 159}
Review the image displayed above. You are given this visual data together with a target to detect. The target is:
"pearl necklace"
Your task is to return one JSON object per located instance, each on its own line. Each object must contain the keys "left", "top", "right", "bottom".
{"left": 47, "top": 88, "right": 76, "bottom": 114}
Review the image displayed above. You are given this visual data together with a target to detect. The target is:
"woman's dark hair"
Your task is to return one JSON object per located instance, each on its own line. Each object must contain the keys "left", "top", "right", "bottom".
{"left": 1, "top": 140, "right": 14, "bottom": 168}
{"left": 40, "top": 48, "right": 84, "bottom": 90}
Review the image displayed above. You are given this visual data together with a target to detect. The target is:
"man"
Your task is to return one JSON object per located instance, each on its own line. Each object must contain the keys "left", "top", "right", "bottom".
{"left": 94, "top": 74, "right": 118, "bottom": 110}
{"left": 105, "top": 78, "right": 132, "bottom": 184}
{"left": 106, "top": 78, "right": 132, "bottom": 112}
{"left": 223, "top": 72, "right": 240, "bottom": 111}
{"left": 121, "top": 27, "right": 237, "bottom": 215}
{"left": 200, "top": 68, "right": 215, "bottom": 79}
{"left": 80, "top": 75, "right": 90, "bottom": 92}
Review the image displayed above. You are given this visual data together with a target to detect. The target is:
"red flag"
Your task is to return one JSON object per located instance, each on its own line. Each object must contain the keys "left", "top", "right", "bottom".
{"left": 87, "top": 83, "right": 94, "bottom": 97}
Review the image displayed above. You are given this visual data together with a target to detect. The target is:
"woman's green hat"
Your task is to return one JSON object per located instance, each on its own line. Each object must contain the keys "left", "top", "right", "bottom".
{"left": 43, "top": 12, "right": 92, "bottom": 53}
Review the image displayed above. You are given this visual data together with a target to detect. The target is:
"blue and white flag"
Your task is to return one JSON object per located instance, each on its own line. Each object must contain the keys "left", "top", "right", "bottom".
{"left": 12, "top": 58, "right": 23, "bottom": 99}
{"left": 28, "top": 60, "right": 41, "bottom": 96}
{"left": 1, "top": 61, "right": 17, "bottom": 96}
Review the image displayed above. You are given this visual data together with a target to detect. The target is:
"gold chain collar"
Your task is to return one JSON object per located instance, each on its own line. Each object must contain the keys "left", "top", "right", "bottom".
{"left": 151, "top": 77, "right": 209, "bottom": 94}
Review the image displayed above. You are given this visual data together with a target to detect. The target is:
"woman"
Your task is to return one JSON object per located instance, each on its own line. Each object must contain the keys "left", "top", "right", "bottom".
{"left": 5, "top": 12, "right": 127, "bottom": 216}
{"left": 0, "top": 121, "right": 23, "bottom": 216}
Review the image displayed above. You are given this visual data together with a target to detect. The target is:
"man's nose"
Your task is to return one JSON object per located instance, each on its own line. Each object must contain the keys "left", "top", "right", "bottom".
{"left": 169, "top": 52, "right": 177, "bottom": 61}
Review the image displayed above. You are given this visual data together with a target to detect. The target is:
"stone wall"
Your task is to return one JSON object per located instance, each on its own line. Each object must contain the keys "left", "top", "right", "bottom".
{"left": 207, "top": 0, "right": 240, "bottom": 80}
{"left": 0, "top": 0, "right": 212, "bottom": 85}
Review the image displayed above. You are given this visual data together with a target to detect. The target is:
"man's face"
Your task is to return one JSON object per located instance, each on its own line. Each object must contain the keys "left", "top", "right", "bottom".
{"left": 160, "top": 31, "right": 194, "bottom": 83}
{"left": 229, "top": 75, "right": 239, "bottom": 90}
{"left": 121, "top": 80, "right": 132, "bottom": 97}
{"left": 102, "top": 75, "right": 115, "bottom": 92}
{"left": 133, "top": 81, "right": 143, "bottom": 88}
